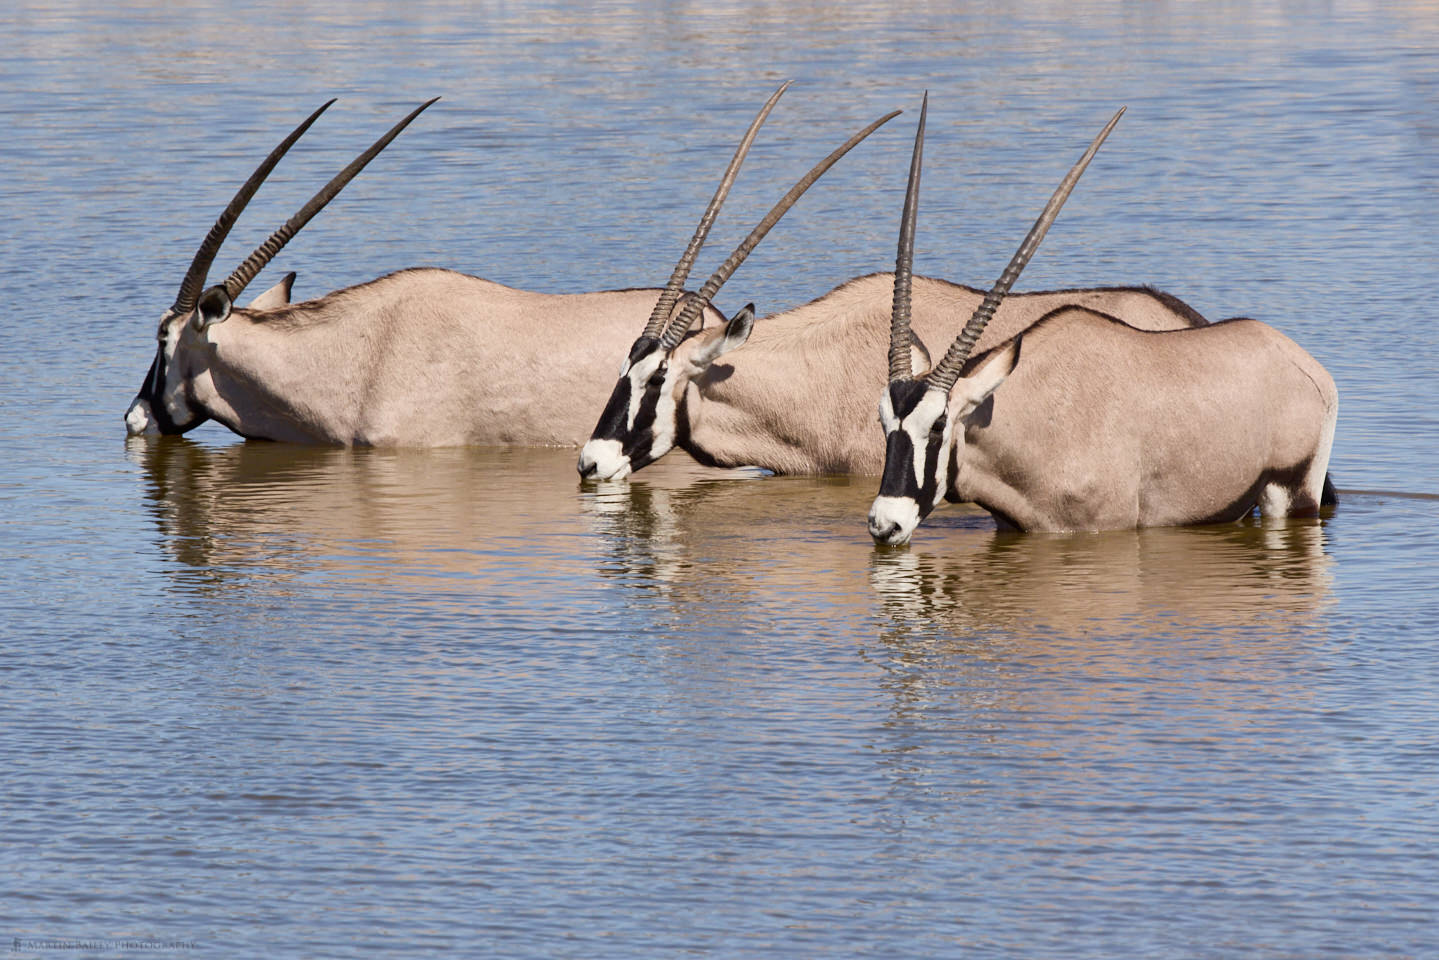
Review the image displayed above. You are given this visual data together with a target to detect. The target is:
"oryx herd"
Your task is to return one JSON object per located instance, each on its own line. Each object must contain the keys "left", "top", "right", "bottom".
{"left": 126, "top": 86, "right": 1338, "bottom": 541}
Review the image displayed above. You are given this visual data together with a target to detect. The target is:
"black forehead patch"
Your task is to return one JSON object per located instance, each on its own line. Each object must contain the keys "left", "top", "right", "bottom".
{"left": 886, "top": 379, "right": 930, "bottom": 418}
{"left": 627, "top": 336, "right": 663, "bottom": 366}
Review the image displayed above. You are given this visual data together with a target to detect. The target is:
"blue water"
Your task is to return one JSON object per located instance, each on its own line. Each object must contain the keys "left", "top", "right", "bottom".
{"left": 3, "top": 2, "right": 1439, "bottom": 957}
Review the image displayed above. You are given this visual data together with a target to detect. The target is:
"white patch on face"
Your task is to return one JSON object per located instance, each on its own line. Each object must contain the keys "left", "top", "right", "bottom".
{"left": 619, "top": 349, "right": 681, "bottom": 466}
{"left": 125, "top": 397, "right": 157, "bottom": 436}
{"left": 649, "top": 364, "right": 680, "bottom": 461}
{"left": 156, "top": 318, "right": 199, "bottom": 426}
{"left": 878, "top": 390, "right": 901, "bottom": 431}
{"left": 624, "top": 351, "right": 665, "bottom": 431}
{"left": 578, "top": 438, "right": 631, "bottom": 481}
{"left": 875, "top": 385, "right": 955, "bottom": 541}
{"left": 903, "top": 388, "right": 953, "bottom": 492}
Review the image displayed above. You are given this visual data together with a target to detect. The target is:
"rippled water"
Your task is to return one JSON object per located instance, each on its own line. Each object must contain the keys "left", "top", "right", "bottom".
{"left": 4, "top": 2, "right": 1439, "bottom": 957}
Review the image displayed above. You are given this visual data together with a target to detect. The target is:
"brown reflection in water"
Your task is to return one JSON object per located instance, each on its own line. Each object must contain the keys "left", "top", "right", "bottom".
{"left": 582, "top": 463, "right": 1335, "bottom": 641}
{"left": 579, "top": 463, "right": 888, "bottom": 620}
{"left": 130, "top": 437, "right": 629, "bottom": 590}
{"left": 135, "top": 436, "right": 1342, "bottom": 774}
{"left": 869, "top": 520, "right": 1334, "bottom": 639}
{"left": 130, "top": 436, "right": 813, "bottom": 608}
{"left": 863, "top": 520, "right": 1338, "bottom": 786}
{"left": 133, "top": 434, "right": 1336, "bottom": 652}
{"left": 577, "top": 471, "right": 1344, "bottom": 820}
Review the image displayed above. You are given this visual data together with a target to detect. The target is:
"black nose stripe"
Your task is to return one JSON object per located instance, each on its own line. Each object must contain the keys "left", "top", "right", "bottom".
{"left": 878, "top": 429, "right": 918, "bottom": 499}
{"left": 590, "top": 337, "right": 670, "bottom": 447}
{"left": 590, "top": 378, "right": 634, "bottom": 442}
{"left": 878, "top": 417, "right": 946, "bottom": 510}
{"left": 135, "top": 349, "right": 183, "bottom": 434}
{"left": 595, "top": 371, "right": 667, "bottom": 467}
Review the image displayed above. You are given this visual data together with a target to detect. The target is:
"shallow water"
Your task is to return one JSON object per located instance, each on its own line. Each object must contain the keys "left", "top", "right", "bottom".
{"left": 4, "top": 2, "right": 1439, "bottom": 957}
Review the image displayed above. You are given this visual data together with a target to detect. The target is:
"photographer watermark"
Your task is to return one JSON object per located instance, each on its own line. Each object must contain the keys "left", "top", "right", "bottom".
{"left": 11, "top": 939, "right": 197, "bottom": 953}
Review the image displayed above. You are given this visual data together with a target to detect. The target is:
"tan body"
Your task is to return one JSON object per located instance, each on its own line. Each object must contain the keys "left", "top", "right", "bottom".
{"left": 175, "top": 268, "right": 722, "bottom": 446}
{"left": 679, "top": 272, "right": 1206, "bottom": 475}
{"left": 946, "top": 308, "right": 1337, "bottom": 532}
{"left": 869, "top": 103, "right": 1337, "bottom": 543}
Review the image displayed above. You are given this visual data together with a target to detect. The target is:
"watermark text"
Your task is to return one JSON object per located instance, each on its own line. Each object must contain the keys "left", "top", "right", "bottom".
{"left": 12, "top": 939, "right": 197, "bottom": 953}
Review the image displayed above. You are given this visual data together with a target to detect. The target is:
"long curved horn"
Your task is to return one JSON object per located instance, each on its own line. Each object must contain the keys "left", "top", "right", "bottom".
{"left": 220, "top": 97, "right": 440, "bottom": 302}
{"left": 926, "top": 106, "right": 1125, "bottom": 394}
{"left": 172, "top": 100, "right": 336, "bottom": 316}
{"left": 888, "top": 92, "right": 927, "bottom": 382}
{"left": 641, "top": 81, "right": 792, "bottom": 341}
{"left": 659, "top": 107, "right": 904, "bottom": 351}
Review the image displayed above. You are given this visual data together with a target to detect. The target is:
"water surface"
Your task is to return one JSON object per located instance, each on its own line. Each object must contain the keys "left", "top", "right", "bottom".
{"left": 3, "top": 2, "right": 1438, "bottom": 957}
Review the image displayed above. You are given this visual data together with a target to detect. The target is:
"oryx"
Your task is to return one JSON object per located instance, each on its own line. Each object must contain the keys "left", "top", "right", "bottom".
{"left": 576, "top": 118, "right": 1210, "bottom": 481}
{"left": 123, "top": 88, "right": 888, "bottom": 447}
{"left": 868, "top": 98, "right": 1338, "bottom": 541}
{"left": 124, "top": 98, "right": 454, "bottom": 443}
{"left": 128, "top": 96, "right": 719, "bottom": 446}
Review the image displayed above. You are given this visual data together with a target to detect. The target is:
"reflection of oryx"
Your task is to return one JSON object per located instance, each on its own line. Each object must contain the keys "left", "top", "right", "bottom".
{"left": 869, "top": 521, "right": 1334, "bottom": 638}
{"left": 870, "top": 98, "right": 1338, "bottom": 541}
{"left": 578, "top": 111, "right": 1212, "bottom": 481}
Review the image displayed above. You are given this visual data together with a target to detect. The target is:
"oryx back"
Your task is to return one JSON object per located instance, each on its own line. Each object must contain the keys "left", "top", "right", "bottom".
{"left": 678, "top": 273, "right": 1207, "bottom": 476}
{"left": 951, "top": 308, "right": 1337, "bottom": 531}
{"left": 188, "top": 268, "right": 717, "bottom": 446}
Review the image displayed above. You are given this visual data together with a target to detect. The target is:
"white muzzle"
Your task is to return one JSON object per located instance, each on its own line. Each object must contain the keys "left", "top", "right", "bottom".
{"left": 868, "top": 495, "right": 921, "bottom": 545}
{"left": 578, "top": 439, "right": 632, "bottom": 481}
{"left": 125, "top": 398, "right": 157, "bottom": 437}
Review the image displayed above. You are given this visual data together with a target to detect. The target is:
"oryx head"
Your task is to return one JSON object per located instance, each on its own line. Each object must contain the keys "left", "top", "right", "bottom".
{"left": 578, "top": 85, "right": 900, "bottom": 480}
{"left": 869, "top": 99, "right": 1124, "bottom": 545}
{"left": 125, "top": 98, "right": 437, "bottom": 438}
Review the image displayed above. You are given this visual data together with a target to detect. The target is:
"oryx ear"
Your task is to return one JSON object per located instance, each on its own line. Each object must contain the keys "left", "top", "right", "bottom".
{"left": 192, "top": 285, "right": 233, "bottom": 332}
{"left": 952, "top": 338, "right": 1020, "bottom": 418}
{"left": 246, "top": 271, "right": 296, "bottom": 311}
{"left": 689, "top": 303, "right": 756, "bottom": 370}
{"left": 909, "top": 329, "right": 932, "bottom": 377}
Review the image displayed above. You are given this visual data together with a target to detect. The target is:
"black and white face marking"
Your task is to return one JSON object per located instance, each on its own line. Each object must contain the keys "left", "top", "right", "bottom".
{"left": 125, "top": 288, "right": 235, "bottom": 437}
{"left": 126, "top": 312, "right": 200, "bottom": 436}
{"left": 868, "top": 340, "right": 1019, "bottom": 544}
{"left": 577, "top": 336, "right": 683, "bottom": 480}
{"left": 868, "top": 380, "right": 955, "bottom": 545}
{"left": 578, "top": 305, "right": 754, "bottom": 481}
